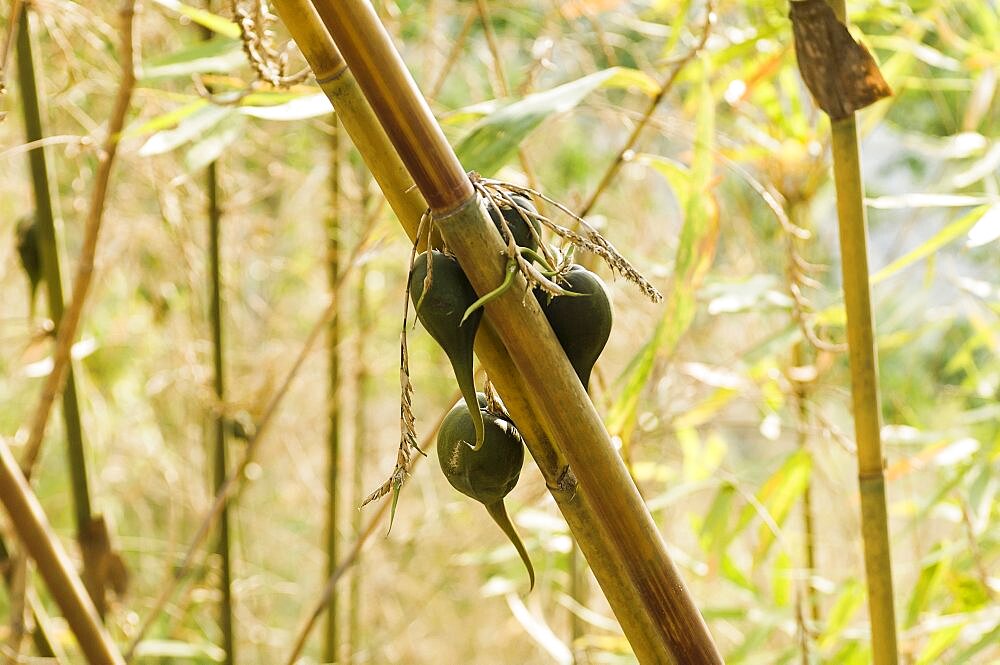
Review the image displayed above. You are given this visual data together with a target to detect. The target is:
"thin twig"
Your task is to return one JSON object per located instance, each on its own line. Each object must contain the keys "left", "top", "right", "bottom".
{"left": 123, "top": 228, "right": 376, "bottom": 662}
{"left": 0, "top": 0, "right": 24, "bottom": 107}
{"left": 20, "top": 0, "right": 138, "bottom": 476}
{"left": 0, "top": 134, "right": 92, "bottom": 160}
{"left": 577, "top": 1, "right": 714, "bottom": 220}
{"left": 473, "top": 0, "right": 544, "bottom": 204}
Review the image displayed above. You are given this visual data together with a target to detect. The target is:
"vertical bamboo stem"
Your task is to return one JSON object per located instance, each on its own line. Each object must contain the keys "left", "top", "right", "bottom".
{"left": 830, "top": 114, "right": 899, "bottom": 664}
{"left": 348, "top": 177, "right": 372, "bottom": 665}
{"left": 207, "top": 151, "right": 234, "bottom": 665}
{"left": 0, "top": 440, "right": 124, "bottom": 665}
{"left": 200, "top": 5, "right": 234, "bottom": 658}
{"left": 324, "top": 118, "right": 342, "bottom": 665}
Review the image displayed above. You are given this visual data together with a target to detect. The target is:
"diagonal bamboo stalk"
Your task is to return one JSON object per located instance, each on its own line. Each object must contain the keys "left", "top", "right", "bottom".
{"left": 825, "top": 2, "right": 899, "bottom": 662}
{"left": 278, "top": 2, "right": 721, "bottom": 661}
{"left": 0, "top": 439, "right": 124, "bottom": 665}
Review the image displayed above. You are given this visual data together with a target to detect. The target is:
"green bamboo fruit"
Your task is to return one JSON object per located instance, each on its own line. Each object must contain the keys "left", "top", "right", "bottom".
{"left": 409, "top": 250, "right": 485, "bottom": 450}
{"left": 438, "top": 396, "right": 534, "bottom": 589}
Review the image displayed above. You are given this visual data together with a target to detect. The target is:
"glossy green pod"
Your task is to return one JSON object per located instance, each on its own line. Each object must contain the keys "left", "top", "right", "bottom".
{"left": 488, "top": 193, "right": 541, "bottom": 253}
{"left": 438, "top": 397, "right": 534, "bottom": 589}
{"left": 536, "top": 265, "right": 613, "bottom": 389}
{"left": 409, "top": 250, "right": 485, "bottom": 450}
{"left": 15, "top": 214, "right": 42, "bottom": 318}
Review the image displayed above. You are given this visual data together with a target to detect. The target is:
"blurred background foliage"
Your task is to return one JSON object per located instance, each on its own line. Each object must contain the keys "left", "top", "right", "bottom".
{"left": 0, "top": 0, "right": 997, "bottom": 663}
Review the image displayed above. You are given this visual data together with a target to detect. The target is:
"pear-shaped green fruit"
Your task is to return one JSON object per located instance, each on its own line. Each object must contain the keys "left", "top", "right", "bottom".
{"left": 488, "top": 193, "right": 541, "bottom": 253}
{"left": 536, "top": 265, "right": 613, "bottom": 389}
{"left": 16, "top": 215, "right": 42, "bottom": 318}
{"left": 438, "top": 396, "right": 534, "bottom": 589}
{"left": 410, "top": 250, "right": 485, "bottom": 450}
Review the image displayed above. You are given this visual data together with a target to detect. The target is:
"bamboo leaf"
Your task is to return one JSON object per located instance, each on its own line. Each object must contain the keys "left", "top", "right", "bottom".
{"left": 238, "top": 93, "right": 334, "bottom": 120}
{"left": 141, "top": 38, "right": 243, "bottom": 80}
{"left": 818, "top": 579, "right": 864, "bottom": 650}
{"left": 183, "top": 116, "right": 245, "bottom": 172}
{"left": 139, "top": 105, "right": 234, "bottom": 156}
{"left": 133, "top": 639, "right": 225, "bottom": 662}
{"left": 740, "top": 449, "right": 812, "bottom": 566}
{"left": 454, "top": 67, "right": 660, "bottom": 175}
{"left": 125, "top": 99, "right": 209, "bottom": 138}
{"left": 606, "top": 59, "right": 718, "bottom": 444}
{"left": 152, "top": 0, "right": 241, "bottom": 39}
{"left": 870, "top": 205, "right": 989, "bottom": 284}
{"left": 914, "top": 622, "right": 965, "bottom": 665}
{"left": 906, "top": 552, "right": 951, "bottom": 628}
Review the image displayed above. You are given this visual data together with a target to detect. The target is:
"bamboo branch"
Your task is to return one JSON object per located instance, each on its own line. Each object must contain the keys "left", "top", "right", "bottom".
{"left": 282, "top": 2, "right": 722, "bottom": 661}
{"left": 0, "top": 439, "right": 124, "bottom": 665}
{"left": 576, "top": 1, "right": 714, "bottom": 221}
{"left": 206, "top": 134, "right": 235, "bottom": 665}
{"left": 20, "top": 0, "right": 137, "bottom": 480}
{"left": 200, "top": 3, "right": 235, "bottom": 660}
{"left": 323, "top": 117, "right": 342, "bottom": 665}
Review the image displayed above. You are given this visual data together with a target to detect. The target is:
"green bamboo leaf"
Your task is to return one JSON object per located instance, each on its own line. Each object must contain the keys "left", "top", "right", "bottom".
{"left": 133, "top": 639, "right": 224, "bottom": 662}
{"left": 818, "top": 579, "right": 864, "bottom": 650}
{"left": 183, "top": 116, "right": 245, "bottom": 172}
{"left": 125, "top": 99, "right": 209, "bottom": 139}
{"left": 238, "top": 93, "right": 334, "bottom": 120}
{"left": 737, "top": 449, "right": 811, "bottom": 566}
{"left": 950, "top": 622, "right": 1000, "bottom": 663}
{"left": 914, "top": 622, "right": 965, "bottom": 665}
{"left": 635, "top": 153, "right": 690, "bottom": 207}
{"left": 906, "top": 551, "right": 951, "bottom": 628}
{"left": 870, "top": 205, "right": 990, "bottom": 284}
{"left": 455, "top": 67, "right": 660, "bottom": 175}
{"left": 719, "top": 552, "right": 754, "bottom": 592}
{"left": 772, "top": 550, "right": 792, "bottom": 608}
{"left": 698, "top": 482, "right": 736, "bottom": 555}
{"left": 141, "top": 38, "right": 243, "bottom": 80}
{"left": 606, "top": 59, "right": 717, "bottom": 444}
{"left": 152, "top": 0, "right": 241, "bottom": 39}
{"left": 139, "top": 105, "right": 234, "bottom": 156}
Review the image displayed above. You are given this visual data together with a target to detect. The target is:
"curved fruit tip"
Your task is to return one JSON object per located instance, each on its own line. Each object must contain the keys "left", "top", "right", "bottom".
{"left": 485, "top": 500, "right": 535, "bottom": 591}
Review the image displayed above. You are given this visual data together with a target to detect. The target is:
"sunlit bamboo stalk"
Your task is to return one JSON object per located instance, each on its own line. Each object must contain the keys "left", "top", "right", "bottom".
{"left": 830, "top": 114, "right": 899, "bottom": 664}
{"left": 14, "top": 4, "right": 106, "bottom": 614}
{"left": 825, "top": 5, "right": 898, "bottom": 663}
{"left": 206, "top": 137, "right": 234, "bottom": 665}
{"left": 279, "top": 2, "right": 722, "bottom": 661}
{"left": 199, "top": 5, "right": 235, "bottom": 659}
{"left": 324, "top": 117, "right": 342, "bottom": 665}
{"left": 0, "top": 439, "right": 124, "bottom": 665}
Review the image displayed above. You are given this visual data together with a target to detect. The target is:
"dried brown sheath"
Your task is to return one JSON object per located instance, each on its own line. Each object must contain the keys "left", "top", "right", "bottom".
{"left": 790, "top": 0, "right": 892, "bottom": 120}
